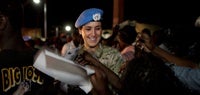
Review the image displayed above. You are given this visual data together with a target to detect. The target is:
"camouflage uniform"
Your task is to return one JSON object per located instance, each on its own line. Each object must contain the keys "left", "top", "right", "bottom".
{"left": 79, "top": 44, "right": 125, "bottom": 76}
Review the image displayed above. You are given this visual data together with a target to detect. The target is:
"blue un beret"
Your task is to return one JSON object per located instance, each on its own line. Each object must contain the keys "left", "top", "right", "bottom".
{"left": 75, "top": 8, "right": 103, "bottom": 28}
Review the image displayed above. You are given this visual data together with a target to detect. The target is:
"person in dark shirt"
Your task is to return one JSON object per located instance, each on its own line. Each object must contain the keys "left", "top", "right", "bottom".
{"left": 0, "top": 0, "right": 56, "bottom": 95}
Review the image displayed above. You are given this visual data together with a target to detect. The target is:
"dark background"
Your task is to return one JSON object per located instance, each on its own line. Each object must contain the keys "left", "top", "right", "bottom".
{"left": 23, "top": 0, "right": 200, "bottom": 30}
{"left": 22, "top": 0, "right": 200, "bottom": 57}
{"left": 23, "top": 0, "right": 113, "bottom": 29}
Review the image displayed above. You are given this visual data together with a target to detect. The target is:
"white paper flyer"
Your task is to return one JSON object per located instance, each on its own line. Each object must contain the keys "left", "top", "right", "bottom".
{"left": 33, "top": 49, "right": 95, "bottom": 93}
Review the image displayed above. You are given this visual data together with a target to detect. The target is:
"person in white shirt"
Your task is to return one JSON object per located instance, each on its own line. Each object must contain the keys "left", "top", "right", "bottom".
{"left": 61, "top": 31, "right": 83, "bottom": 60}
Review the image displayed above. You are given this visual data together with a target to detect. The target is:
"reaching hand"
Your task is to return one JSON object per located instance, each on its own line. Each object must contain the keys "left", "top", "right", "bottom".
{"left": 89, "top": 66, "right": 111, "bottom": 95}
{"left": 135, "top": 31, "right": 155, "bottom": 52}
{"left": 74, "top": 53, "right": 90, "bottom": 66}
{"left": 13, "top": 82, "right": 30, "bottom": 95}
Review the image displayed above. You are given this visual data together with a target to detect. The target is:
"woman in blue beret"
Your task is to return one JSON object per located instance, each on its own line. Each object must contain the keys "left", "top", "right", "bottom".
{"left": 71, "top": 8, "right": 125, "bottom": 95}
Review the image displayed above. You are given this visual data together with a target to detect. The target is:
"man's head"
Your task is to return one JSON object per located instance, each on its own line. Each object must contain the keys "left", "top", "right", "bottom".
{"left": 0, "top": 0, "right": 23, "bottom": 32}
{"left": 117, "top": 25, "right": 137, "bottom": 45}
{"left": 0, "top": 0, "right": 24, "bottom": 50}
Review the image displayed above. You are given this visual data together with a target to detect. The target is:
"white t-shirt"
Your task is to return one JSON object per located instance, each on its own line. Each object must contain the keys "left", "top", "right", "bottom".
{"left": 61, "top": 41, "right": 80, "bottom": 60}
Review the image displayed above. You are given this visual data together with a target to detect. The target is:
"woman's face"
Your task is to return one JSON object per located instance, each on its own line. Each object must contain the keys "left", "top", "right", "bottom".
{"left": 79, "top": 21, "right": 102, "bottom": 49}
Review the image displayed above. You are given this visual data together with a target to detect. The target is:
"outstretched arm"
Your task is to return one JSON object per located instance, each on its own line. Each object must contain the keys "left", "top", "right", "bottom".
{"left": 136, "top": 31, "right": 198, "bottom": 68}
{"left": 83, "top": 51, "right": 122, "bottom": 90}
{"left": 75, "top": 51, "right": 122, "bottom": 91}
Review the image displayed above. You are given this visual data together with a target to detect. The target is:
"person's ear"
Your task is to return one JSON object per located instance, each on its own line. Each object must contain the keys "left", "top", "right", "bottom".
{"left": 0, "top": 15, "right": 8, "bottom": 31}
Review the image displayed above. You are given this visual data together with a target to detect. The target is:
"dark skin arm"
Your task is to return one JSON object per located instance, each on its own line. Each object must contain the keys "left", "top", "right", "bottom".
{"left": 136, "top": 31, "right": 198, "bottom": 68}
{"left": 84, "top": 51, "right": 122, "bottom": 90}
{"left": 89, "top": 66, "right": 113, "bottom": 95}
{"left": 74, "top": 51, "right": 122, "bottom": 91}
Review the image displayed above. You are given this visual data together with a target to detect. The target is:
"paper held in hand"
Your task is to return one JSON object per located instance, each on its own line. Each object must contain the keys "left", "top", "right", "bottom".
{"left": 33, "top": 49, "right": 95, "bottom": 93}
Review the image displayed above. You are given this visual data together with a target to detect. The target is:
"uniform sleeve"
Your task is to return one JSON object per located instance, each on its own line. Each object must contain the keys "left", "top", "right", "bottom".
{"left": 109, "top": 50, "right": 125, "bottom": 76}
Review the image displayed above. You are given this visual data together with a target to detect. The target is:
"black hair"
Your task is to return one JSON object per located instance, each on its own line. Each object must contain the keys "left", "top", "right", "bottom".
{"left": 0, "top": 0, "right": 23, "bottom": 31}
{"left": 120, "top": 47, "right": 194, "bottom": 95}
{"left": 72, "top": 30, "right": 83, "bottom": 47}
{"left": 118, "top": 25, "right": 137, "bottom": 45}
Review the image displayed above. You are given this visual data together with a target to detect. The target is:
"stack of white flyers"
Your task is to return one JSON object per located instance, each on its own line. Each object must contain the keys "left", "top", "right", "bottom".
{"left": 33, "top": 48, "right": 95, "bottom": 93}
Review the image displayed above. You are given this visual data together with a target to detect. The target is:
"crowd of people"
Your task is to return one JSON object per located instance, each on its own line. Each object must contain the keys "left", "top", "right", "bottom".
{"left": 1, "top": 0, "right": 200, "bottom": 95}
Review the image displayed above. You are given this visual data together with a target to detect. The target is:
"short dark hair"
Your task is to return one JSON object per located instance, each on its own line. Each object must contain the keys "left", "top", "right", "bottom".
{"left": 120, "top": 47, "right": 194, "bottom": 95}
{"left": 0, "top": 0, "right": 23, "bottom": 30}
{"left": 118, "top": 25, "right": 137, "bottom": 45}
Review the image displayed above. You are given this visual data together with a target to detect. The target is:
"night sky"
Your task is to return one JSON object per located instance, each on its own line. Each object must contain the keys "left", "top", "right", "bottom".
{"left": 23, "top": 0, "right": 199, "bottom": 30}
{"left": 23, "top": 0, "right": 113, "bottom": 29}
